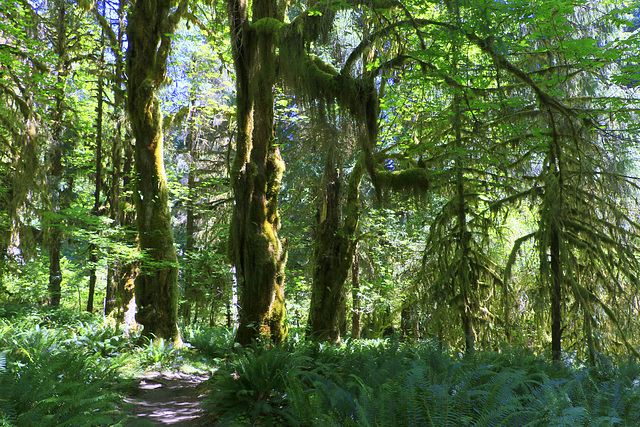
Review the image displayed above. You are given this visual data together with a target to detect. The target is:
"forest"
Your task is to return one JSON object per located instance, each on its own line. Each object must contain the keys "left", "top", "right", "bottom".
{"left": 2, "top": 0, "right": 640, "bottom": 425}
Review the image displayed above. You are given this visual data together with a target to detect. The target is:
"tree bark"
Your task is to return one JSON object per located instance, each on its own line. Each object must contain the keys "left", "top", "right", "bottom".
{"left": 308, "top": 154, "right": 363, "bottom": 342}
{"left": 351, "top": 245, "right": 361, "bottom": 339}
{"left": 547, "top": 135, "right": 563, "bottom": 362}
{"left": 103, "top": 0, "right": 136, "bottom": 320}
{"left": 228, "top": 0, "right": 289, "bottom": 345}
{"left": 126, "top": 0, "right": 185, "bottom": 343}
{"left": 48, "top": 0, "right": 69, "bottom": 308}
{"left": 87, "top": 13, "right": 105, "bottom": 313}
{"left": 181, "top": 97, "right": 197, "bottom": 325}
{"left": 550, "top": 226, "right": 562, "bottom": 361}
{"left": 456, "top": 166, "right": 476, "bottom": 353}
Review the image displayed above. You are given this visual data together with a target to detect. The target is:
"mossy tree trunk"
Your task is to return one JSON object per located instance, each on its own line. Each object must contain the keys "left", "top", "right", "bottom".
{"left": 455, "top": 162, "right": 477, "bottom": 353}
{"left": 351, "top": 245, "right": 361, "bottom": 339}
{"left": 452, "top": 88, "right": 472, "bottom": 352}
{"left": 227, "top": 0, "right": 288, "bottom": 346}
{"left": 126, "top": 0, "right": 185, "bottom": 343}
{"left": 0, "top": 172, "right": 8, "bottom": 293}
{"left": 308, "top": 152, "right": 363, "bottom": 342}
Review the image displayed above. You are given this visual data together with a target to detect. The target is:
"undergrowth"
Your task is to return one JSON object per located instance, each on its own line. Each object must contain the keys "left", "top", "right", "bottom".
{"left": 3, "top": 306, "right": 640, "bottom": 427}
{"left": 0, "top": 306, "right": 135, "bottom": 426}
{"left": 203, "top": 337, "right": 640, "bottom": 426}
{"left": 0, "top": 305, "right": 192, "bottom": 426}
{"left": 0, "top": 306, "right": 230, "bottom": 426}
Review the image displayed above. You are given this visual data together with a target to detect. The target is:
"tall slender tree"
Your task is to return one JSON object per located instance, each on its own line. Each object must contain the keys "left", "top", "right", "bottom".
{"left": 90, "top": 0, "right": 138, "bottom": 320}
{"left": 87, "top": 0, "right": 106, "bottom": 313}
{"left": 46, "top": 0, "right": 72, "bottom": 307}
{"left": 0, "top": 0, "right": 47, "bottom": 292}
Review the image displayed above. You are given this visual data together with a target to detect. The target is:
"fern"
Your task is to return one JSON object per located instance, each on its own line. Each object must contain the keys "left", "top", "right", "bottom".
{"left": 205, "top": 343, "right": 306, "bottom": 425}
{"left": 197, "top": 336, "right": 640, "bottom": 426}
{"left": 0, "top": 311, "right": 130, "bottom": 426}
{"left": 184, "top": 324, "right": 234, "bottom": 359}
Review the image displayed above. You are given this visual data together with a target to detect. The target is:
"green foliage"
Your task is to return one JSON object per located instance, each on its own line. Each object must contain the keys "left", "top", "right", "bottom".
{"left": 137, "top": 337, "right": 179, "bottom": 369}
{"left": 204, "top": 342, "right": 306, "bottom": 425}
{"left": 0, "top": 308, "right": 132, "bottom": 426}
{"left": 184, "top": 324, "right": 234, "bottom": 359}
{"left": 204, "top": 336, "right": 640, "bottom": 426}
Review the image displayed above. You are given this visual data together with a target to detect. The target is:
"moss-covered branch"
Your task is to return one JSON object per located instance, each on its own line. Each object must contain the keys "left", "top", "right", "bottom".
{"left": 377, "top": 167, "right": 429, "bottom": 192}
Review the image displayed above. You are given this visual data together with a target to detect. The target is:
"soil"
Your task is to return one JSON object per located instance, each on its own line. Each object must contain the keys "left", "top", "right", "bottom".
{"left": 124, "top": 371, "right": 211, "bottom": 426}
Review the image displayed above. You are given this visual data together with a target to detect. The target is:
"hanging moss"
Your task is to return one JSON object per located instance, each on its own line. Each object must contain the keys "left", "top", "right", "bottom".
{"left": 252, "top": 17, "right": 283, "bottom": 37}
{"left": 377, "top": 167, "right": 430, "bottom": 192}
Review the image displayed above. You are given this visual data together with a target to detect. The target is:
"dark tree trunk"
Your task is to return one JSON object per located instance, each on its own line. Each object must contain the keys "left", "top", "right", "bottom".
{"left": 48, "top": 0, "right": 69, "bottom": 308}
{"left": 547, "top": 137, "right": 563, "bottom": 362}
{"left": 401, "top": 304, "right": 419, "bottom": 340}
{"left": 308, "top": 154, "right": 344, "bottom": 342}
{"left": 228, "top": 0, "right": 288, "bottom": 345}
{"left": 457, "top": 169, "right": 475, "bottom": 353}
{"left": 453, "top": 82, "right": 476, "bottom": 353}
{"left": 104, "top": 0, "right": 134, "bottom": 318}
{"left": 87, "top": 17, "right": 106, "bottom": 313}
{"left": 48, "top": 234, "right": 62, "bottom": 307}
{"left": 0, "top": 180, "right": 8, "bottom": 293}
{"left": 126, "top": 0, "right": 185, "bottom": 343}
{"left": 308, "top": 155, "right": 363, "bottom": 342}
{"left": 550, "top": 227, "right": 562, "bottom": 361}
{"left": 351, "top": 245, "right": 361, "bottom": 339}
{"left": 181, "top": 98, "right": 197, "bottom": 325}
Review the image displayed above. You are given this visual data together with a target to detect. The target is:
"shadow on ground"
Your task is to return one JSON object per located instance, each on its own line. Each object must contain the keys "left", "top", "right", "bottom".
{"left": 125, "top": 372, "right": 210, "bottom": 426}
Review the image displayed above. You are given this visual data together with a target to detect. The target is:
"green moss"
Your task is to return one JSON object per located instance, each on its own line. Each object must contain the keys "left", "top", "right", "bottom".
{"left": 378, "top": 168, "right": 430, "bottom": 192}
{"left": 268, "top": 290, "right": 288, "bottom": 343}
{"left": 252, "top": 17, "right": 283, "bottom": 36}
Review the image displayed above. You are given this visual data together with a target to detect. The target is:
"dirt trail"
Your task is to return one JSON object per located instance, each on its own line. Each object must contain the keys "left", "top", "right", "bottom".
{"left": 124, "top": 372, "right": 210, "bottom": 426}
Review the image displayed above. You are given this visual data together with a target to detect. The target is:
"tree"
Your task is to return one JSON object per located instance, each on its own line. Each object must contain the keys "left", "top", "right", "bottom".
{"left": 468, "top": 1, "right": 640, "bottom": 361}
{"left": 86, "top": 0, "right": 107, "bottom": 313}
{"left": 227, "top": 0, "right": 288, "bottom": 345}
{"left": 126, "top": 0, "right": 187, "bottom": 343}
{"left": 307, "top": 147, "right": 363, "bottom": 343}
{"left": 89, "top": 0, "right": 139, "bottom": 320}
{"left": 45, "top": 0, "right": 73, "bottom": 307}
{"left": 0, "top": 0, "right": 49, "bottom": 293}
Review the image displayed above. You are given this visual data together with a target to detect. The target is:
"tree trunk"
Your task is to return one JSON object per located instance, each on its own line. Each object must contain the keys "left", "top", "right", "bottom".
{"left": 105, "top": 132, "right": 137, "bottom": 321}
{"left": 48, "top": 0, "right": 69, "bottom": 308}
{"left": 181, "top": 98, "right": 197, "bottom": 325}
{"left": 453, "top": 84, "right": 475, "bottom": 353}
{"left": 87, "top": 17, "right": 105, "bottom": 313}
{"left": 0, "top": 179, "right": 8, "bottom": 293}
{"left": 548, "top": 139, "right": 563, "bottom": 362}
{"left": 104, "top": 0, "right": 135, "bottom": 319}
{"left": 308, "top": 154, "right": 363, "bottom": 342}
{"left": 126, "top": 0, "right": 185, "bottom": 343}
{"left": 351, "top": 245, "right": 361, "bottom": 339}
{"left": 550, "top": 227, "right": 562, "bottom": 361}
{"left": 457, "top": 169, "right": 475, "bottom": 353}
{"left": 48, "top": 233, "right": 62, "bottom": 307}
{"left": 227, "top": 0, "right": 289, "bottom": 346}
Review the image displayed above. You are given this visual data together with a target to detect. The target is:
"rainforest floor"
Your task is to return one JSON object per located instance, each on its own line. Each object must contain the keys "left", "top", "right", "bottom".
{"left": 125, "top": 371, "right": 210, "bottom": 426}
